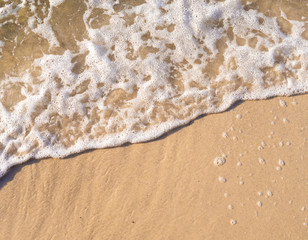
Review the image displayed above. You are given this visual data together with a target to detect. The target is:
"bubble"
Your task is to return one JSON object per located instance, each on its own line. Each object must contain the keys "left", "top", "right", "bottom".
{"left": 279, "top": 100, "right": 287, "bottom": 107}
{"left": 228, "top": 204, "right": 234, "bottom": 210}
{"left": 267, "top": 190, "right": 273, "bottom": 197}
{"left": 278, "top": 159, "right": 285, "bottom": 166}
{"left": 214, "top": 157, "right": 226, "bottom": 166}
{"left": 258, "top": 158, "right": 266, "bottom": 165}
{"left": 282, "top": 118, "right": 289, "bottom": 123}
{"left": 230, "top": 219, "right": 237, "bottom": 225}
{"left": 222, "top": 132, "right": 228, "bottom": 138}
{"left": 218, "top": 176, "right": 227, "bottom": 183}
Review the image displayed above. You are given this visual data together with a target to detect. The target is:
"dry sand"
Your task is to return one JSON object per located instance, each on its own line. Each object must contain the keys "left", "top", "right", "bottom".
{"left": 0, "top": 94, "right": 307, "bottom": 240}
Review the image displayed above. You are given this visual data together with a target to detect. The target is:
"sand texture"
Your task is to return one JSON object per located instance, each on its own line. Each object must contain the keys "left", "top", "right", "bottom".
{"left": 0, "top": 94, "right": 307, "bottom": 240}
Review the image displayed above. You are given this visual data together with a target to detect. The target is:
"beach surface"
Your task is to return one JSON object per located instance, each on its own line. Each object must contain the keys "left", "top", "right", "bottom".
{"left": 0, "top": 94, "right": 307, "bottom": 240}
{"left": 0, "top": 0, "right": 308, "bottom": 239}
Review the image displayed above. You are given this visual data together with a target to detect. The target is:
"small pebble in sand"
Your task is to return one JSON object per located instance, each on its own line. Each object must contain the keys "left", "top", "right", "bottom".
{"left": 258, "top": 146, "right": 264, "bottom": 150}
{"left": 237, "top": 162, "right": 242, "bottom": 166}
{"left": 279, "top": 100, "right": 287, "bottom": 107}
{"left": 218, "top": 176, "right": 227, "bottom": 183}
{"left": 228, "top": 204, "right": 234, "bottom": 210}
{"left": 276, "top": 166, "right": 282, "bottom": 171}
{"left": 278, "top": 159, "right": 285, "bottom": 166}
{"left": 224, "top": 193, "right": 230, "bottom": 198}
{"left": 214, "top": 157, "right": 226, "bottom": 166}
{"left": 239, "top": 181, "right": 244, "bottom": 185}
{"left": 233, "top": 136, "right": 238, "bottom": 141}
{"left": 286, "top": 141, "right": 291, "bottom": 146}
{"left": 258, "top": 158, "right": 266, "bottom": 165}
{"left": 236, "top": 114, "right": 242, "bottom": 119}
{"left": 279, "top": 141, "right": 284, "bottom": 147}
{"left": 257, "top": 192, "right": 263, "bottom": 196}
{"left": 303, "top": 223, "right": 308, "bottom": 226}
{"left": 257, "top": 201, "right": 263, "bottom": 207}
{"left": 301, "top": 206, "right": 306, "bottom": 211}
{"left": 230, "top": 219, "right": 237, "bottom": 225}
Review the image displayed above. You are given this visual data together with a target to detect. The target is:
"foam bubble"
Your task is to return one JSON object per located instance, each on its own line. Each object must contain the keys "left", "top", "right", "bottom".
{"left": 214, "top": 157, "right": 226, "bottom": 166}
{"left": 258, "top": 158, "right": 266, "bottom": 165}
{"left": 230, "top": 219, "right": 237, "bottom": 225}
{"left": 218, "top": 176, "right": 227, "bottom": 183}
{"left": 278, "top": 159, "right": 285, "bottom": 166}
{"left": 257, "top": 201, "right": 263, "bottom": 207}
{"left": 279, "top": 100, "right": 287, "bottom": 107}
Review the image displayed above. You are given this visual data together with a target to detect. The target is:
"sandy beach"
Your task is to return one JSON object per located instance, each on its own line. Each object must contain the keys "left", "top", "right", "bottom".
{"left": 0, "top": 94, "right": 307, "bottom": 240}
{"left": 0, "top": 0, "right": 307, "bottom": 239}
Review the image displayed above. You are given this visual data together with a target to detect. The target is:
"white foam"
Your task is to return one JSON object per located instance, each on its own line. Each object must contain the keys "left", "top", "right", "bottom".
{"left": 0, "top": 0, "right": 307, "bottom": 177}
{"left": 49, "top": 0, "right": 66, "bottom": 8}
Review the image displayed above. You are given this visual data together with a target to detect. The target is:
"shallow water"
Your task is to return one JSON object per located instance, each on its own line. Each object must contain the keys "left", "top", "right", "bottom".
{"left": 0, "top": 0, "right": 307, "bottom": 177}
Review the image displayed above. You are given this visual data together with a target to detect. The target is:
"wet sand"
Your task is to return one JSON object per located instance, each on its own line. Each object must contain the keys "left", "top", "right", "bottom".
{"left": 0, "top": 94, "right": 307, "bottom": 240}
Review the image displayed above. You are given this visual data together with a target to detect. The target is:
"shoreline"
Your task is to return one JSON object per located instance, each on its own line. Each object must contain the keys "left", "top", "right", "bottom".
{"left": 0, "top": 94, "right": 307, "bottom": 239}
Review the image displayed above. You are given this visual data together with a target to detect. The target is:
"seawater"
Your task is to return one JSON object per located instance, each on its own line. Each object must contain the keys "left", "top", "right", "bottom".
{"left": 0, "top": 0, "right": 307, "bottom": 177}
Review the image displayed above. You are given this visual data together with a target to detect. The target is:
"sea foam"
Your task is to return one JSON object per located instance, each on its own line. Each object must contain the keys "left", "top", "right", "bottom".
{"left": 0, "top": 0, "right": 307, "bottom": 177}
